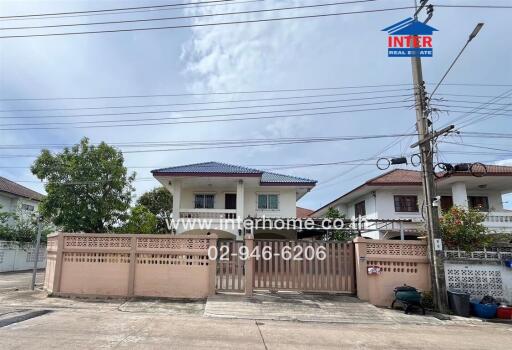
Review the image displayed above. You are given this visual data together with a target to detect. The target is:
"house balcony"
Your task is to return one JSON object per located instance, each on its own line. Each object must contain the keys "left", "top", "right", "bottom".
{"left": 483, "top": 212, "right": 512, "bottom": 232}
{"left": 179, "top": 209, "right": 238, "bottom": 220}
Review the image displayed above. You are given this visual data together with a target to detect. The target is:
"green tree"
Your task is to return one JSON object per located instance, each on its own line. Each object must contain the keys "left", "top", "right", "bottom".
{"left": 0, "top": 205, "right": 13, "bottom": 240}
{"left": 0, "top": 205, "right": 53, "bottom": 243}
{"left": 136, "top": 187, "right": 173, "bottom": 233}
{"left": 323, "top": 207, "right": 357, "bottom": 241}
{"left": 120, "top": 205, "right": 157, "bottom": 234}
{"left": 439, "top": 206, "right": 490, "bottom": 251}
{"left": 31, "top": 138, "right": 135, "bottom": 232}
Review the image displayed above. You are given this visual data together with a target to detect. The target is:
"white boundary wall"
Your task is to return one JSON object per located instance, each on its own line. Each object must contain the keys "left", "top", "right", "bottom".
{"left": 444, "top": 247, "right": 512, "bottom": 304}
{"left": 0, "top": 241, "right": 46, "bottom": 272}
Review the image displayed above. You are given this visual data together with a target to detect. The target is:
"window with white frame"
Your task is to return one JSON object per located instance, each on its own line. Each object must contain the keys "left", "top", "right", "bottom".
{"left": 21, "top": 203, "right": 35, "bottom": 211}
{"left": 257, "top": 194, "right": 279, "bottom": 210}
{"left": 194, "top": 194, "right": 215, "bottom": 209}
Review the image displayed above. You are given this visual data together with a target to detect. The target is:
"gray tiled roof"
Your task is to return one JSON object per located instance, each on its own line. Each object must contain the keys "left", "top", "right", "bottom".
{"left": 0, "top": 176, "right": 44, "bottom": 201}
{"left": 152, "top": 162, "right": 262, "bottom": 175}
{"left": 152, "top": 162, "right": 316, "bottom": 185}
{"left": 261, "top": 171, "right": 316, "bottom": 184}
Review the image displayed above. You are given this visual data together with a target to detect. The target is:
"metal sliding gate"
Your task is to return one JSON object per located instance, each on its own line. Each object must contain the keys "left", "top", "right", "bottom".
{"left": 253, "top": 240, "right": 355, "bottom": 293}
{"left": 215, "top": 239, "right": 355, "bottom": 294}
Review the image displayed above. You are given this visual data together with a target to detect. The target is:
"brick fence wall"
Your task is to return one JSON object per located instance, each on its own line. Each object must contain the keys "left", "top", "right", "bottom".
{"left": 354, "top": 237, "right": 431, "bottom": 307}
{"left": 44, "top": 233, "right": 217, "bottom": 299}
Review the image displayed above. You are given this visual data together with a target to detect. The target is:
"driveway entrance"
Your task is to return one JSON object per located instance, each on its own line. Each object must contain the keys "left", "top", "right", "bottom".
{"left": 253, "top": 240, "right": 355, "bottom": 294}
{"left": 216, "top": 239, "right": 356, "bottom": 295}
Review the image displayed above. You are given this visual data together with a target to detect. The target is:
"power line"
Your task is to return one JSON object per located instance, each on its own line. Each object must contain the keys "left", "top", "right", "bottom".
{"left": 431, "top": 98, "right": 512, "bottom": 107}
{"left": 2, "top": 82, "right": 509, "bottom": 101}
{"left": 440, "top": 140, "right": 511, "bottom": 154}
{"left": 0, "top": 158, "right": 379, "bottom": 171}
{"left": 439, "top": 88, "right": 512, "bottom": 129}
{"left": 0, "top": 133, "right": 418, "bottom": 157}
{"left": 0, "top": 98, "right": 411, "bottom": 125}
{"left": 0, "top": 91, "right": 412, "bottom": 115}
{"left": 429, "top": 23, "right": 484, "bottom": 100}
{"left": 0, "top": 0, "right": 263, "bottom": 22}
{"left": 0, "top": 105, "right": 412, "bottom": 131}
{"left": 0, "top": 133, "right": 418, "bottom": 149}
{"left": 0, "top": 0, "right": 237, "bottom": 19}
{"left": 0, "top": 84, "right": 414, "bottom": 101}
{"left": 313, "top": 123, "right": 417, "bottom": 190}
{"left": 0, "top": 95, "right": 412, "bottom": 120}
{"left": 0, "top": 1, "right": 383, "bottom": 31}
{"left": 0, "top": 6, "right": 415, "bottom": 39}
{"left": 433, "top": 4, "right": 512, "bottom": 9}
{"left": 433, "top": 104, "right": 512, "bottom": 113}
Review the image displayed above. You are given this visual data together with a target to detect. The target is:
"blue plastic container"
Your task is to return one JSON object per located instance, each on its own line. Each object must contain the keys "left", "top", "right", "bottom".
{"left": 470, "top": 301, "right": 497, "bottom": 319}
{"left": 505, "top": 260, "right": 512, "bottom": 268}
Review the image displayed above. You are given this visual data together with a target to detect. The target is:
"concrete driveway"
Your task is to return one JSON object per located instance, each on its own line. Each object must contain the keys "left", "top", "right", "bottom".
{"left": 205, "top": 292, "right": 444, "bottom": 325}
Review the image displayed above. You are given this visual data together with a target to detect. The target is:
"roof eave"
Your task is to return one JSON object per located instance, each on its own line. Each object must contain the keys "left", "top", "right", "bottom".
{"left": 152, "top": 172, "right": 262, "bottom": 177}
{"left": 260, "top": 182, "right": 317, "bottom": 187}
{"left": 0, "top": 189, "right": 43, "bottom": 202}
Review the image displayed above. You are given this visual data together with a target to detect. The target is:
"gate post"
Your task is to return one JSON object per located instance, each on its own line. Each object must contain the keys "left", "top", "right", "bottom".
{"left": 208, "top": 234, "right": 218, "bottom": 296}
{"left": 127, "top": 236, "right": 137, "bottom": 297}
{"left": 353, "top": 237, "right": 369, "bottom": 301}
{"left": 244, "top": 234, "right": 254, "bottom": 296}
{"left": 52, "top": 233, "right": 65, "bottom": 294}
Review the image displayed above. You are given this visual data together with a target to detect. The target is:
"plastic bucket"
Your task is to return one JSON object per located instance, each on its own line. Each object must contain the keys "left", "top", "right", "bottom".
{"left": 496, "top": 306, "right": 512, "bottom": 319}
{"left": 447, "top": 290, "right": 470, "bottom": 317}
{"left": 470, "top": 301, "right": 497, "bottom": 319}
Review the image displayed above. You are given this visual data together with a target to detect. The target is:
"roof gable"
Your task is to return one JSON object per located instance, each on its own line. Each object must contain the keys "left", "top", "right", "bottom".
{"left": 0, "top": 176, "right": 44, "bottom": 201}
{"left": 366, "top": 169, "right": 422, "bottom": 185}
{"left": 313, "top": 164, "right": 512, "bottom": 215}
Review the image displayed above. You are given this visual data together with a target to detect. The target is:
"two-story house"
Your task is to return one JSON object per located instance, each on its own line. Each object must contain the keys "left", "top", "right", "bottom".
{"left": 0, "top": 176, "right": 43, "bottom": 217}
{"left": 312, "top": 165, "right": 512, "bottom": 240}
{"left": 151, "top": 162, "right": 316, "bottom": 239}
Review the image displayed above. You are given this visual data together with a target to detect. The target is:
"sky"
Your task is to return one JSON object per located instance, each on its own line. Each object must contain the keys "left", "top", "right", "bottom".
{"left": 0, "top": 0, "right": 511, "bottom": 211}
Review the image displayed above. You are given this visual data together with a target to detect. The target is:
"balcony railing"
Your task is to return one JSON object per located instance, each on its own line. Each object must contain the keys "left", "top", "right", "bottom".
{"left": 179, "top": 209, "right": 237, "bottom": 219}
{"left": 484, "top": 212, "right": 512, "bottom": 225}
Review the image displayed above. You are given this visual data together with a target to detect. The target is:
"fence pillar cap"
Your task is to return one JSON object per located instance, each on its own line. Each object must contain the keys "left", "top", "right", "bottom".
{"left": 245, "top": 234, "right": 254, "bottom": 240}
{"left": 353, "top": 237, "right": 367, "bottom": 243}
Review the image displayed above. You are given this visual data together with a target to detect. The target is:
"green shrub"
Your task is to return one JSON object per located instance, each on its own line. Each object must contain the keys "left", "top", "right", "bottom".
{"left": 439, "top": 206, "right": 490, "bottom": 251}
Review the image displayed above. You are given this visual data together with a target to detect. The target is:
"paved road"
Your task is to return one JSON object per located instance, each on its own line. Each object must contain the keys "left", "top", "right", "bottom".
{"left": 0, "top": 270, "right": 44, "bottom": 291}
{"left": 0, "top": 271, "right": 510, "bottom": 349}
{"left": 1, "top": 307, "right": 511, "bottom": 349}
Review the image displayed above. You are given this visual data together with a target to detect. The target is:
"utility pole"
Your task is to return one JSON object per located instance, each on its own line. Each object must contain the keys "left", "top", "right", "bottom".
{"left": 31, "top": 214, "right": 42, "bottom": 291}
{"left": 410, "top": 1, "right": 448, "bottom": 313}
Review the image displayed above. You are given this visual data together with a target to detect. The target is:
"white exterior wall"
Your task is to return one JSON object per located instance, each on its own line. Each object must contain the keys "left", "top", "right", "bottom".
{"left": 179, "top": 186, "right": 297, "bottom": 218}
{"left": 445, "top": 261, "right": 512, "bottom": 304}
{"left": 374, "top": 188, "right": 424, "bottom": 220}
{"left": 180, "top": 186, "right": 235, "bottom": 211}
{"left": 0, "top": 241, "right": 46, "bottom": 272}
{"left": 320, "top": 187, "right": 506, "bottom": 222}
{"left": 0, "top": 193, "right": 15, "bottom": 212}
{"left": 0, "top": 193, "right": 39, "bottom": 214}
{"left": 245, "top": 187, "right": 297, "bottom": 218}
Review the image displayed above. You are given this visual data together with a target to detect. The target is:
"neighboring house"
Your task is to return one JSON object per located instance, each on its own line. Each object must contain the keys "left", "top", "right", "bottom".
{"left": 0, "top": 176, "right": 43, "bottom": 216}
{"left": 296, "top": 206, "right": 314, "bottom": 218}
{"left": 152, "top": 162, "right": 316, "bottom": 239}
{"left": 312, "top": 166, "right": 512, "bottom": 240}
